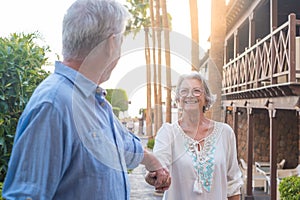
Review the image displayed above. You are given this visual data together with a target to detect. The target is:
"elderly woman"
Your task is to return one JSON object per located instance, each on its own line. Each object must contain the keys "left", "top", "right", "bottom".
{"left": 152, "top": 72, "right": 243, "bottom": 199}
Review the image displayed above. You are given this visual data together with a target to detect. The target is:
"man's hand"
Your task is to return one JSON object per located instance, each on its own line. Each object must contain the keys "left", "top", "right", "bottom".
{"left": 145, "top": 168, "right": 171, "bottom": 192}
{"left": 141, "top": 149, "right": 171, "bottom": 191}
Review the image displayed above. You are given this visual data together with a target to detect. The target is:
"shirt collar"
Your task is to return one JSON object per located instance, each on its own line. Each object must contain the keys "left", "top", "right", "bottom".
{"left": 54, "top": 61, "right": 105, "bottom": 98}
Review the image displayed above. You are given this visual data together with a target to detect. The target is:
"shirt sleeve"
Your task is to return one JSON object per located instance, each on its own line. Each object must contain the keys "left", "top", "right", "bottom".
{"left": 113, "top": 116, "right": 144, "bottom": 169}
{"left": 3, "top": 103, "right": 70, "bottom": 200}
{"left": 153, "top": 123, "right": 173, "bottom": 169}
{"left": 225, "top": 124, "right": 244, "bottom": 197}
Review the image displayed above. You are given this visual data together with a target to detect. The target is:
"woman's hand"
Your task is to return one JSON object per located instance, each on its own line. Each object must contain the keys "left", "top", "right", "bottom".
{"left": 145, "top": 168, "right": 171, "bottom": 191}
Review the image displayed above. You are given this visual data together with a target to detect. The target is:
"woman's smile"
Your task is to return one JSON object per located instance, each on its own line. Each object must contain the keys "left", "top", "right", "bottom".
{"left": 183, "top": 97, "right": 199, "bottom": 104}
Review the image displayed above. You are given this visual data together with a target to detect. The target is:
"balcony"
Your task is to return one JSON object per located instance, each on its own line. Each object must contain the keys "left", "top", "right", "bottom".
{"left": 222, "top": 14, "right": 300, "bottom": 100}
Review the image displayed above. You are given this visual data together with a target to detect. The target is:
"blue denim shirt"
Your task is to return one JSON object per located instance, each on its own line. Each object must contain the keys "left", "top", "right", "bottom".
{"left": 3, "top": 61, "right": 144, "bottom": 200}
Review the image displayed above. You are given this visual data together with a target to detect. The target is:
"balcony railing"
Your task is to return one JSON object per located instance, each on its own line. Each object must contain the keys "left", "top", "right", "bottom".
{"left": 222, "top": 14, "right": 300, "bottom": 97}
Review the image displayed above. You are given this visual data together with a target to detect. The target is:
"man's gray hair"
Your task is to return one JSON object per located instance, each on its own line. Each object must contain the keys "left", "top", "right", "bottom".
{"left": 62, "top": 0, "right": 130, "bottom": 61}
{"left": 175, "top": 72, "right": 216, "bottom": 112}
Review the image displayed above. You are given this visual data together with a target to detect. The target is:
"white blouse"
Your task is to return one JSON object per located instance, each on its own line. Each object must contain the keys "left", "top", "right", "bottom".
{"left": 153, "top": 121, "right": 243, "bottom": 200}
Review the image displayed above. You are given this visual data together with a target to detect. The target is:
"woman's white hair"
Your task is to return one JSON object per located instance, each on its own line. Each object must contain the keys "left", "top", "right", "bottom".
{"left": 175, "top": 72, "right": 216, "bottom": 112}
{"left": 62, "top": 0, "right": 130, "bottom": 61}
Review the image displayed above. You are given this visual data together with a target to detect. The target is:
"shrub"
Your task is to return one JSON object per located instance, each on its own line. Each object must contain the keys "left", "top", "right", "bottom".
{"left": 106, "top": 89, "right": 129, "bottom": 112}
{"left": 147, "top": 138, "right": 155, "bottom": 150}
{"left": 0, "top": 32, "right": 50, "bottom": 181}
{"left": 278, "top": 176, "right": 300, "bottom": 200}
{"left": 0, "top": 182, "right": 3, "bottom": 200}
{"left": 112, "top": 107, "right": 121, "bottom": 118}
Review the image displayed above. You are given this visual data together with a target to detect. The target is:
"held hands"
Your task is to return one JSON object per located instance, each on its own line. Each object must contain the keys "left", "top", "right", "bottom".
{"left": 145, "top": 168, "right": 171, "bottom": 192}
{"left": 141, "top": 149, "right": 171, "bottom": 191}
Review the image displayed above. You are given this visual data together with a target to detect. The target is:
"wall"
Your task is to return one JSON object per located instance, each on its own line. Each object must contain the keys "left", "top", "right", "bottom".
{"left": 226, "top": 108, "right": 299, "bottom": 169}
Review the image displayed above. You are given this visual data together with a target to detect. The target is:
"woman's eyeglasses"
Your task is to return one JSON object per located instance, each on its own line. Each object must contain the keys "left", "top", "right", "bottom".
{"left": 178, "top": 87, "right": 204, "bottom": 97}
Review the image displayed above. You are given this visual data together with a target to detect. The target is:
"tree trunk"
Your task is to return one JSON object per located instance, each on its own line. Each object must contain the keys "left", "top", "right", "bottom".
{"left": 155, "top": 0, "right": 163, "bottom": 128}
{"left": 145, "top": 28, "right": 152, "bottom": 137}
{"left": 210, "top": 0, "right": 226, "bottom": 122}
{"left": 161, "top": 0, "right": 172, "bottom": 123}
{"left": 189, "top": 0, "right": 200, "bottom": 71}
{"left": 149, "top": 0, "right": 158, "bottom": 135}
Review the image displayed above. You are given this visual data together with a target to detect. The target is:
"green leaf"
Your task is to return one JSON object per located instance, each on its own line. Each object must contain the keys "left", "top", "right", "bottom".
{"left": 0, "top": 32, "right": 50, "bottom": 182}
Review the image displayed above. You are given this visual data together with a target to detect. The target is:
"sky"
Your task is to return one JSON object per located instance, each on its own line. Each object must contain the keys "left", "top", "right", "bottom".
{"left": 0, "top": 0, "right": 211, "bottom": 117}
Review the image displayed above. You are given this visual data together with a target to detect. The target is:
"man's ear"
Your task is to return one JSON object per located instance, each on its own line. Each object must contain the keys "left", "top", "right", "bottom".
{"left": 106, "top": 34, "right": 120, "bottom": 57}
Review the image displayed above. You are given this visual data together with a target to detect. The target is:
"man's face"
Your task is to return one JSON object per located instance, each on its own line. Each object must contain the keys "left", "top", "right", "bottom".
{"left": 100, "top": 33, "right": 124, "bottom": 83}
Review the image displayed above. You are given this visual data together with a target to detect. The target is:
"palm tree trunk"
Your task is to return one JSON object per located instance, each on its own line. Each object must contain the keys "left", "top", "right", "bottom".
{"left": 161, "top": 0, "right": 172, "bottom": 123}
{"left": 149, "top": 0, "right": 158, "bottom": 135}
{"left": 155, "top": 0, "right": 163, "bottom": 128}
{"left": 189, "top": 0, "right": 200, "bottom": 71}
{"left": 145, "top": 28, "right": 152, "bottom": 137}
{"left": 210, "top": 0, "right": 226, "bottom": 122}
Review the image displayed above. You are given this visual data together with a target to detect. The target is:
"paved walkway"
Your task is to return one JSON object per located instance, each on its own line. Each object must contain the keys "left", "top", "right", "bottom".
{"left": 129, "top": 136, "right": 163, "bottom": 200}
{"left": 129, "top": 164, "right": 163, "bottom": 200}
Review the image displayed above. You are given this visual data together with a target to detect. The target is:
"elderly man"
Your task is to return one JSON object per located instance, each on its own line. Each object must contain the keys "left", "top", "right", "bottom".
{"left": 2, "top": 0, "right": 170, "bottom": 199}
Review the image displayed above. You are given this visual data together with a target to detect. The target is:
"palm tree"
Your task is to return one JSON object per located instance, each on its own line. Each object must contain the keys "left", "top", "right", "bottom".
{"left": 189, "top": 0, "right": 200, "bottom": 71}
{"left": 125, "top": 0, "right": 153, "bottom": 137}
{"left": 125, "top": 0, "right": 172, "bottom": 134}
{"left": 145, "top": 27, "right": 152, "bottom": 137}
{"left": 155, "top": 0, "right": 163, "bottom": 130}
{"left": 161, "top": 0, "right": 172, "bottom": 123}
{"left": 149, "top": 0, "right": 158, "bottom": 134}
{"left": 210, "top": 0, "right": 226, "bottom": 122}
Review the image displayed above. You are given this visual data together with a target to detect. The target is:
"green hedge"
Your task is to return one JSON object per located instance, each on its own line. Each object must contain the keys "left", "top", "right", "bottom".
{"left": 0, "top": 182, "right": 3, "bottom": 200}
{"left": 0, "top": 32, "right": 50, "bottom": 181}
{"left": 112, "top": 107, "right": 121, "bottom": 118}
{"left": 147, "top": 138, "right": 155, "bottom": 150}
{"left": 106, "top": 89, "right": 129, "bottom": 115}
{"left": 278, "top": 176, "right": 300, "bottom": 200}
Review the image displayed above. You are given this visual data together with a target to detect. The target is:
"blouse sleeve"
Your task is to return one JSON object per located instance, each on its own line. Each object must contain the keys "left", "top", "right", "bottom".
{"left": 225, "top": 124, "right": 244, "bottom": 197}
{"left": 153, "top": 123, "right": 174, "bottom": 169}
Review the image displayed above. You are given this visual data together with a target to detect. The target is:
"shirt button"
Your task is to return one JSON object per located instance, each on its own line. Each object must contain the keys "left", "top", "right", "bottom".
{"left": 92, "top": 132, "right": 97, "bottom": 138}
{"left": 96, "top": 87, "right": 101, "bottom": 94}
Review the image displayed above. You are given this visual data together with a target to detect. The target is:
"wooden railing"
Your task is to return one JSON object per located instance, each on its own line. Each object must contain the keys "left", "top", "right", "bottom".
{"left": 222, "top": 14, "right": 300, "bottom": 96}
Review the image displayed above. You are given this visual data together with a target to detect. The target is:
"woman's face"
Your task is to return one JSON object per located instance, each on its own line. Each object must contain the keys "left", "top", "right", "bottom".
{"left": 177, "top": 78, "right": 206, "bottom": 113}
